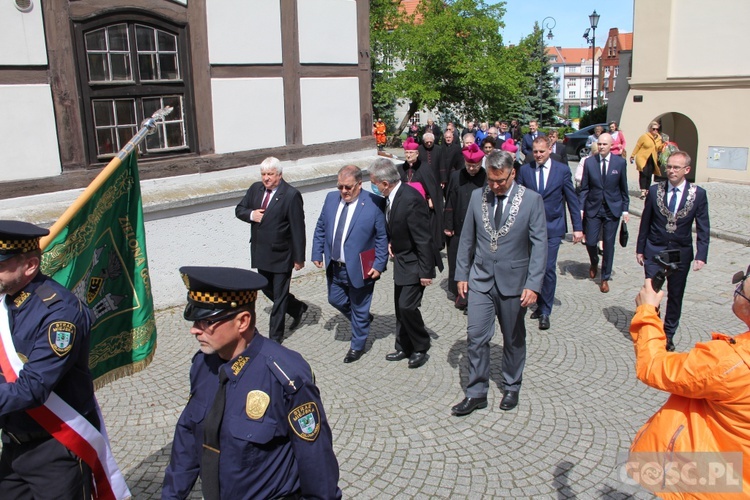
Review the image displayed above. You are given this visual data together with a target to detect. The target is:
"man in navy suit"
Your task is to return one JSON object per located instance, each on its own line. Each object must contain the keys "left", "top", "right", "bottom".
{"left": 636, "top": 151, "right": 710, "bottom": 351}
{"left": 521, "top": 120, "right": 546, "bottom": 161}
{"left": 579, "top": 133, "right": 630, "bottom": 293}
{"left": 369, "top": 158, "right": 436, "bottom": 369}
{"left": 235, "top": 157, "right": 308, "bottom": 343}
{"left": 312, "top": 165, "right": 389, "bottom": 363}
{"left": 518, "top": 137, "right": 583, "bottom": 330}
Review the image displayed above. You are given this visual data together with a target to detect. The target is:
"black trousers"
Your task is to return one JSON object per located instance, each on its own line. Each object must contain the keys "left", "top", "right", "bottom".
{"left": 258, "top": 268, "right": 305, "bottom": 343}
{"left": 394, "top": 283, "right": 430, "bottom": 353}
{"left": 644, "top": 258, "right": 691, "bottom": 340}
{"left": 0, "top": 435, "right": 91, "bottom": 500}
{"left": 639, "top": 156, "right": 656, "bottom": 190}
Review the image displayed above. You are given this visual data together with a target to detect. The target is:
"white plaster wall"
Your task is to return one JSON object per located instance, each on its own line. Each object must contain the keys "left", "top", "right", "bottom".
{"left": 0, "top": 2, "right": 47, "bottom": 65}
{"left": 300, "top": 78, "right": 361, "bottom": 145}
{"left": 298, "top": 0, "right": 358, "bottom": 64}
{"left": 668, "top": 0, "right": 750, "bottom": 78}
{"left": 0, "top": 85, "right": 61, "bottom": 180}
{"left": 211, "top": 78, "right": 286, "bottom": 153}
{"left": 206, "top": 0, "right": 282, "bottom": 64}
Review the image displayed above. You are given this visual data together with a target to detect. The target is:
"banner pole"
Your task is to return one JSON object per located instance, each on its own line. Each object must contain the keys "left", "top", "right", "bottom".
{"left": 39, "top": 106, "right": 173, "bottom": 250}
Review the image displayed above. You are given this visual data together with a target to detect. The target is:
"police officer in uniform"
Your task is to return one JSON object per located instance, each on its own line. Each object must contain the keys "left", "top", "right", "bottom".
{"left": 0, "top": 220, "right": 97, "bottom": 498}
{"left": 162, "top": 266, "right": 341, "bottom": 499}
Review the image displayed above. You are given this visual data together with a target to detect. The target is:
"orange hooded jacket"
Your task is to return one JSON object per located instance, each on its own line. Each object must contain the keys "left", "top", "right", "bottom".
{"left": 629, "top": 304, "right": 750, "bottom": 498}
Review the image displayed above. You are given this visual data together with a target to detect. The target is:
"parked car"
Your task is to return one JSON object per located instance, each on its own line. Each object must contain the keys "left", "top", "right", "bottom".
{"left": 564, "top": 123, "right": 608, "bottom": 159}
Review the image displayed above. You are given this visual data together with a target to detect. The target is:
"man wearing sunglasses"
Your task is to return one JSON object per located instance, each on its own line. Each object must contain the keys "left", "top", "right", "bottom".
{"left": 636, "top": 151, "right": 710, "bottom": 351}
{"left": 312, "top": 165, "right": 389, "bottom": 363}
{"left": 627, "top": 271, "right": 750, "bottom": 494}
{"left": 163, "top": 266, "right": 341, "bottom": 499}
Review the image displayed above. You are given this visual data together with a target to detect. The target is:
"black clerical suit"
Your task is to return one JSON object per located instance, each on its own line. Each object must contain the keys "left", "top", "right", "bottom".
{"left": 388, "top": 183, "right": 436, "bottom": 355}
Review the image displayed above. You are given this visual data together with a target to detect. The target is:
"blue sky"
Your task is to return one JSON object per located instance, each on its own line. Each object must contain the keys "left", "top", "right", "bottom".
{"left": 492, "top": 0, "right": 634, "bottom": 49}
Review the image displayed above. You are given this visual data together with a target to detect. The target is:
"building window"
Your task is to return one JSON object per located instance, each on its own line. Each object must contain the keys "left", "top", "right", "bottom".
{"left": 585, "top": 78, "right": 592, "bottom": 87}
{"left": 584, "top": 90, "right": 592, "bottom": 98}
{"left": 568, "top": 91, "right": 576, "bottom": 98}
{"left": 75, "top": 15, "right": 195, "bottom": 163}
{"left": 614, "top": 67, "right": 619, "bottom": 77}
{"left": 553, "top": 67, "right": 559, "bottom": 73}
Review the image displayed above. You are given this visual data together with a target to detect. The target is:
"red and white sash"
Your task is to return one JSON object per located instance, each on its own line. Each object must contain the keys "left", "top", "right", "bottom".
{"left": 0, "top": 295, "right": 130, "bottom": 500}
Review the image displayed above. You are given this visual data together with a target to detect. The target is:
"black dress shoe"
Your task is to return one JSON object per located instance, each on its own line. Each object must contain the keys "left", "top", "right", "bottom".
{"left": 499, "top": 390, "right": 519, "bottom": 410}
{"left": 451, "top": 397, "right": 488, "bottom": 416}
{"left": 343, "top": 349, "right": 363, "bottom": 363}
{"left": 666, "top": 339, "right": 675, "bottom": 352}
{"left": 385, "top": 350, "right": 409, "bottom": 361}
{"left": 289, "top": 302, "right": 309, "bottom": 330}
{"left": 538, "top": 314, "right": 550, "bottom": 330}
{"left": 408, "top": 351, "right": 429, "bottom": 369}
{"left": 530, "top": 309, "right": 541, "bottom": 320}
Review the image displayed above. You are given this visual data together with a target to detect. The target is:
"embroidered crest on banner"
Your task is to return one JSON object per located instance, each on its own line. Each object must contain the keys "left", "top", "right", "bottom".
{"left": 246, "top": 390, "right": 270, "bottom": 420}
{"left": 288, "top": 402, "right": 320, "bottom": 441}
{"left": 48, "top": 321, "right": 76, "bottom": 357}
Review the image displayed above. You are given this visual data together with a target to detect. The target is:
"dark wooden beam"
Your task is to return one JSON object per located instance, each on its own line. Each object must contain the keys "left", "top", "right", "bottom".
{"left": 0, "top": 137, "right": 377, "bottom": 200}
{"left": 356, "top": 0, "right": 372, "bottom": 137}
{"left": 0, "top": 67, "right": 49, "bottom": 85}
{"left": 187, "top": 0, "right": 214, "bottom": 155}
{"left": 43, "top": 1, "right": 86, "bottom": 170}
{"left": 280, "top": 0, "right": 302, "bottom": 146}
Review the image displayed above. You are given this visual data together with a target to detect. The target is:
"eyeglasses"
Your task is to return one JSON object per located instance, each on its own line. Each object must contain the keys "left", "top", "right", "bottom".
{"left": 194, "top": 311, "right": 240, "bottom": 331}
{"left": 487, "top": 169, "right": 514, "bottom": 186}
{"left": 732, "top": 266, "right": 750, "bottom": 304}
{"left": 664, "top": 164, "right": 686, "bottom": 171}
{"left": 651, "top": 127, "right": 660, "bottom": 131}
{"left": 337, "top": 182, "right": 361, "bottom": 191}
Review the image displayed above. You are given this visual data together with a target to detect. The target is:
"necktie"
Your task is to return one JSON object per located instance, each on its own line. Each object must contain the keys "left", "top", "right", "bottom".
{"left": 260, "top": 189, "right": 272, "bottom": 210}
{"left": 201, "top": 369, "right": 229, "bottom": 500}
{"left": 668, "top": 187, "right": 679, "bottom": 214}
{"left": 494, "top": 195, "right": 506, "bottom": 228}
{"left": 537, "top": 165, "right": 545, "bottom": 193}
{"left": 331, "top": 202, "right": 350, "bottom": 262}
{"left": 385, "top": 197, "right": 391, "bottom": 223}
{"left": 601, "top": 158, "right": 607, "bottom": 178}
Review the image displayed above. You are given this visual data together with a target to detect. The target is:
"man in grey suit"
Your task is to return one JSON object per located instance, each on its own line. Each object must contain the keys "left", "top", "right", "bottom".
{"left": 451, "top": 150, "right": 547, "bottom": 416}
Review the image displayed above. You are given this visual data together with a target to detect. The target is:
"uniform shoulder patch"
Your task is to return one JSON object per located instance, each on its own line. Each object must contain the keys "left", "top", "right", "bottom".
{"left": 288, "top": 402, "right": 320, "bottom": 441}
{"left": 35, "top": 283, "right": 63, "bottom": 308}
{"left": 48, "top": 321, "right": 76, "bottom": 357}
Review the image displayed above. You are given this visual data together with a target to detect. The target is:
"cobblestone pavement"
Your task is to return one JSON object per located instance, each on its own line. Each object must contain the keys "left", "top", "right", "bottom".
{"left": 95, "top": 220, "right": 750, "bottom": 498}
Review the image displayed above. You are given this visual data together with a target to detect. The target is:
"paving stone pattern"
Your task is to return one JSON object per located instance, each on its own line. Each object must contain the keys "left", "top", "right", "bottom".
{"left": 93, "top": 225, "right": 750, "bottom": 498}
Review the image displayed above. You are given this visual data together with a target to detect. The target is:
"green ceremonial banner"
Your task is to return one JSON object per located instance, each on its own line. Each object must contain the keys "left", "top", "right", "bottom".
{"left": 41, "top": 152, "right": 157, "bottom": 387}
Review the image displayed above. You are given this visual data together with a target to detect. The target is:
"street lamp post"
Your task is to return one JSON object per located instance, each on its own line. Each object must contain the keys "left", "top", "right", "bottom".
{"left": 539, "top": 17, "right": 556, "bottom": 123}
{"left": 588, "top": 10, "right": 600, "bottom": 111}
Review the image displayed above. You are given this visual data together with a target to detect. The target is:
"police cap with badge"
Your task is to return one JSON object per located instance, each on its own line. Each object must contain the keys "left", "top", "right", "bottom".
{"left": 0, "top": 220, "right": 49, "bottom": 262}
{"left": 179, "top": 266, "right": 268, "bottom": 321}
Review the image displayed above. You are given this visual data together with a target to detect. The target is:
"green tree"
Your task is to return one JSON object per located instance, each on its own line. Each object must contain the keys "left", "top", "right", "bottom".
{"left": 371, "top": 0, "right": 524, "bottom": 135}
{"left": 513, "top": 24, "right": 558, "bottom": 126}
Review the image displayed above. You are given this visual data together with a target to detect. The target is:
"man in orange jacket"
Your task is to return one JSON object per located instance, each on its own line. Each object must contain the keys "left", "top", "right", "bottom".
{"left": 627, "top": 270, "right": 750, "bottom": 498}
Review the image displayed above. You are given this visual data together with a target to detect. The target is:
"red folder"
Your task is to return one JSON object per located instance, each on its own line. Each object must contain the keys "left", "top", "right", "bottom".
{"left": 360, "top": 248, "right": 376, "bottom": 279}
